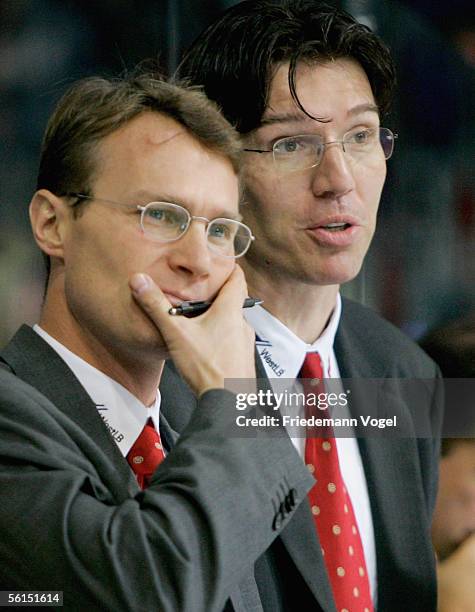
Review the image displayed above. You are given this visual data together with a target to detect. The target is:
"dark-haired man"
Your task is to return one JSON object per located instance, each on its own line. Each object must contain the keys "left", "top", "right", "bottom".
{"left": 0, "top": 74, "right": 314, "bottom": 610}
{"left": 172, "top": 1, "right": 443, "bottom": 610}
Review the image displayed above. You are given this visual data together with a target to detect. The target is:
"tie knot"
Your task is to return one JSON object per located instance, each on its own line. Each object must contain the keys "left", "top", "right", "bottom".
{"left": 127, "top": 418, "right": 165, "bottom": 488}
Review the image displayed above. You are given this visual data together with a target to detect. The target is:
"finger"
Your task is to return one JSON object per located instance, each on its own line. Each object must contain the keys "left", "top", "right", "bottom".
{"left": 129, "top": 273, "right": 176, "bottom": 330}
{"left": 207, "top": 266, "right": 248, "bottom": 314}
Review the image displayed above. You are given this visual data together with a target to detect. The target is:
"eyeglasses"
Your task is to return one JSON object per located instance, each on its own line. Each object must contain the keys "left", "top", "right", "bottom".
{"left": 66, "top": 194, "right": 255, "bottom": 259}
{"left": 243, "top": 127, "right": 397, "bottom": 173}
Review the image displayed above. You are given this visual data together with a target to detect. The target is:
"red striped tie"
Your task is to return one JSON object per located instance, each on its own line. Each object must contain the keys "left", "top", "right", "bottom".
{"left": 126, "top": 418, "right": 165, "bottom": 489}
{"left": 300, "top": 352, "right": 373, "bottom": 612}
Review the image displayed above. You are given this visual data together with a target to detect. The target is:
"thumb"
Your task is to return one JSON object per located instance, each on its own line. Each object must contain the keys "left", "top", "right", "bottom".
{"left": 129, "top": 273, "right": 174, "bottom": 331}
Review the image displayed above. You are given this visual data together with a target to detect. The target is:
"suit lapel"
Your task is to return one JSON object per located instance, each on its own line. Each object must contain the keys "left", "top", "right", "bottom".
{"left": 335, "top": 303, "right": 432, "bottom": 610}
{"left": 159, "top": 358, "right": 196, "bottom": 433}
{"left": 1, "top": 325, "right": 136, "bottom": 492}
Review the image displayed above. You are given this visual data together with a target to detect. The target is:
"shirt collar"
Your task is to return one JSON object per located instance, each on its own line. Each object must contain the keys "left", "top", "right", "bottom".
{"left": 33, "top": 325, "right": 161, "bottom": 457}
{"left": 244, "top": 293, "right": 341, "bottom": 380}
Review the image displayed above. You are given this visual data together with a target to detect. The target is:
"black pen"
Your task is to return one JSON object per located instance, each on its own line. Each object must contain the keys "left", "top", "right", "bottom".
{"left": 169, "top": 297, "right": 263, "bottom": 317}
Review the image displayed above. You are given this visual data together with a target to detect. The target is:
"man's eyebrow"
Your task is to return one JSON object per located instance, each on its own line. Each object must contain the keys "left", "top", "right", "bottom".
{"left": 209, "top": 209, "right": 242, "bottom": 222}
{"left": 259, "top": 111, "right": 323, "bottom": 127}
{"left": 258, "top": 103, "right": 378, "bottom": 128}
{"left": 132, "top": 191, "right": 242, "bottom": 221}
{"left": 347, "top": 103, "right": 380, "bottom": 116}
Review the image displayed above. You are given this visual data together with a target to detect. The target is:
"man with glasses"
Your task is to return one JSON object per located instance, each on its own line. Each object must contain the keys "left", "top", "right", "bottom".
{"left": 172, "top": 1, "right": 443, "bottom": 610}
{"left": 0, "top": 74, "right": 314, "bottom": 609}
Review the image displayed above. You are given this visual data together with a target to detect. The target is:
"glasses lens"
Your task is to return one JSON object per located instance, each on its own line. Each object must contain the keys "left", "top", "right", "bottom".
{"left": 207, "top": 219, "right": 252, "bottom": 258}
{"left": 379, "top": 128, "right": 395, "bottom": 159}
{"left": 273, "top": 135, "right": 323, "bottom": 172}
{"left": 141, "top": 202, "right": 189, "bottom": 241}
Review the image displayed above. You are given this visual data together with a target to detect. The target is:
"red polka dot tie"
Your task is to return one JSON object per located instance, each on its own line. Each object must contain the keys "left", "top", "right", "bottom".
{"left": 300, "top": 353, "right": 373, "bottom": 612}
{"left": 126, "top": 418, "right": 165, "bottom": 489}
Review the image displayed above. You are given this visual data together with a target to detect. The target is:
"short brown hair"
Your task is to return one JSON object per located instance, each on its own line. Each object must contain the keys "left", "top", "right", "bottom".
{"left": 38, "top": 73, "right": 242, "bottom": 195}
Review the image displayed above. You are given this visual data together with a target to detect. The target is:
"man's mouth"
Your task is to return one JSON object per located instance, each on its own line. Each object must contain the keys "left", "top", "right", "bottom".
{"left": 319, "top": 222, "right": 352, "bottom": 232}
{"left": 304, "top": 216, "right": 362, "bottom": 247}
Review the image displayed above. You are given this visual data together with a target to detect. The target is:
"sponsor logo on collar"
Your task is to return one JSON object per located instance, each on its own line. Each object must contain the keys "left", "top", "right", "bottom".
{"left": 99, "top": 414, "right": 125, "bottom": 444}
{"left": 259, "top": 346, "right": 285, "bottom": 377}
{"left": 96, "top": 405, "right": 125, "bottom": 444}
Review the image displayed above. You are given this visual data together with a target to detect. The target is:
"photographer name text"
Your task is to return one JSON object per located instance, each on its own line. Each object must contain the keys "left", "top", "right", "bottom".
{"left": 235, "top": 414, "right": 397, "bottom": 429}
{"left": 235, "top": 390, "right": 397, "bottom": 429}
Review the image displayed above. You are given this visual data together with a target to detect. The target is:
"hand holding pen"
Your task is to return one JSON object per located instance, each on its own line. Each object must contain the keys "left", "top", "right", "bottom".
{"left": 130, "top": 267, "right": 257, "bottom": 394}
{"left": 169, "top": 297, "right": 263, "bottom": 317}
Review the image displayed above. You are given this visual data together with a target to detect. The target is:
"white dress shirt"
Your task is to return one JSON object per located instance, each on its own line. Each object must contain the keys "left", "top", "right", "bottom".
{"left": 33, "top": 325, "right": 161, "bottom": 458}
{"left": 245, "top": 295, "right": 377, "bottom": 601}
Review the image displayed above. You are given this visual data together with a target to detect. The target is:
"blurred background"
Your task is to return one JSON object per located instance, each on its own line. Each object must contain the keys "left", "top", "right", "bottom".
{"left": 0, "top": 0, "right": 474, "bottom": 346}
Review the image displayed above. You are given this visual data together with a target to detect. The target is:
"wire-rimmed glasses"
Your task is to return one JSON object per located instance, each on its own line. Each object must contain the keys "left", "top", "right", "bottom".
{"left": 244, "top": 127, "right": 397, "bottom": 173}
{"left": 67, "top": 194, "right": 255, "bottom": 259}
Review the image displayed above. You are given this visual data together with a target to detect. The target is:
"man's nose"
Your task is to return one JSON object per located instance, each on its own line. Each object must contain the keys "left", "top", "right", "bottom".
{"left": 166, "top": 220, "right": 212, "bottom": 278}
{"left": 311, "top": 142, "right": 356, "bottom": 199}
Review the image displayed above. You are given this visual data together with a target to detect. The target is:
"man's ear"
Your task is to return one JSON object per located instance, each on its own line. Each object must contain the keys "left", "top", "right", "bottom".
{"left": 29, "top": 189, "right": 69, "bottom": 261}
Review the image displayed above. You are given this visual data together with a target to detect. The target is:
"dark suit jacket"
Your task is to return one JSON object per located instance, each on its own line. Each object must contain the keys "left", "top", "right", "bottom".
{"left": 0, "top": 326, "right": 314, "bottom": 611}
{"left": 160, "top": 298, "right": 443, "bottom": 612}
